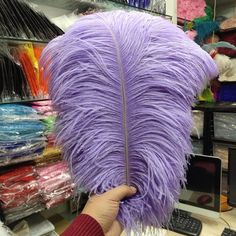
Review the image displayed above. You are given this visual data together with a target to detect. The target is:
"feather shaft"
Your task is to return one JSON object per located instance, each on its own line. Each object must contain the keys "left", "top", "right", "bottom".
{"left": 104, "top": 22, "right": 130, "bottom": 186}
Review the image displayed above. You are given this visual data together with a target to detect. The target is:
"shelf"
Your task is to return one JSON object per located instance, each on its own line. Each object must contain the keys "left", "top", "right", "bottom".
{"left": 191, "top": 135, "right": 203, "bottom": 140}
{"left": 106, "top": 0, "right": 172, "bottom": 19}
{"left": 29, "top": 0, "right": 79, "bottom": 11}
{"left": 193, "top": 102, "right": 236, "bottom": 112}
{"left": 212, "top": 138, "right": 236, "bottom": 145}
{"left": 0, "top": 155, "right": 40, "bottom": 167}
{"left": 0, "top": 36, "right": 49, "bottom": 44}
{"left": 207, "top": 0, "right": 236, "bottom": 6}
{"left": 220, "top": 27, "right": 236, "bottom": 33}
{"left": 29, "top": 0, "right": 172, "bottom": 20}
{"left": 222, "top": 168, "right": 228, "bottom": 173}
{"left": 0, "top": 98, "right": 50, "bottom": 105}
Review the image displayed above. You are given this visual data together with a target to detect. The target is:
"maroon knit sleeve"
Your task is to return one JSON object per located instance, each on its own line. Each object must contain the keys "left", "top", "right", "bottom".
{"left": 61, "top": 214, "right": 104, "bottom": 236}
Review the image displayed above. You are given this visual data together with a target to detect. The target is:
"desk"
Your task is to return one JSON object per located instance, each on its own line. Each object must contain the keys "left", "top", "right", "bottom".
{"left": 165, "top": 208, "right": 236, "bottom": 236}
{"left": 54, "top": 208, "right": 236, "bottom": 235}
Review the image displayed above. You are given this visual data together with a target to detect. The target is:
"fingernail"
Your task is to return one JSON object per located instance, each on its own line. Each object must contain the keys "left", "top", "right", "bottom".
{"left": 130, "top": 186, "right": 137, "bottom": 193}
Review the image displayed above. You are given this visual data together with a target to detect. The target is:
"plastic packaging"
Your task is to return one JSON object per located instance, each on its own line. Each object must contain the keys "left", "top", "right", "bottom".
{"left": 3, "top": 202, "right": 44, "bottom": 224}
{"left": 213, "top": 142, "right": 236, "bottom": 170}
{"left": 192, "top": 139, "right": 203, "bottom": 154}
{"left": 192, "top": 110, "right": 204, "bottom": 138}
{"left": 0, "top": 165, "right": 44, "bottom": 224}
{"left": 214, "top": 112, "right": 236, "bottom": 141}
{"left": 37, "top": 161, "right": 74, "bottom": 209}
{"left": 0, "top": 105, "right": 46, "bottom": 165}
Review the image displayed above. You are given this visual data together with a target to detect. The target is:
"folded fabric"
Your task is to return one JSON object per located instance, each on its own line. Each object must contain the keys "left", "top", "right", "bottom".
{"left": 0, "top": 105, "right": 38, "bottom": 116}
{"left": 36, "top": 161, "right": 74, "bottom": 209}
{"left": 218, "top": 31, "right": 236, "bottom": 57}
{"left": 0, "top": 166, "right": 37, "bottom": 187}
{"left": 220, "top": 15, "right": 236, "bottom": 31}
{"left": 0, "top": 181, "right": 40, "bottom": 209}
{"left": 12, "top": 213, "right": 55, "bottom": 236}
{"left": 0, "top": 220, "right": 14, "bottom": 236}
{"left": 3, "top": 202, "right": 44, "bottom": 224}
{"left": 177, "top": 0, "right": 206, "bottom": 21}
{"left": 217, "top": 83, "right": 236, "bottom": 101}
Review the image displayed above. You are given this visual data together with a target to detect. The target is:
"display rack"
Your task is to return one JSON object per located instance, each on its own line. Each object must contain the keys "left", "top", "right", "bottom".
{"left": 29, "top": 0, "right": 173, "bottom": 20}
{"left": 0, "top": 98, "right": 50, "bottom": 105}
{"left": 0, "top": 36, "right": 49, "bottom": 44}
{"left": 192, "top": 102, "right": 236, "bottom": 171}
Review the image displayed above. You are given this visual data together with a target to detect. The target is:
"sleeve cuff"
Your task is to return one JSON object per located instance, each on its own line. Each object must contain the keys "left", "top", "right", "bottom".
{"left": 61, "top": 214, "right": 104, "bottom": 236}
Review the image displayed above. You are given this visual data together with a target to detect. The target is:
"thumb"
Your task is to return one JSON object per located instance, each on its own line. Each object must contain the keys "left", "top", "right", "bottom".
{"left": 105, "top": 185, "right": 137, "bottom": 201}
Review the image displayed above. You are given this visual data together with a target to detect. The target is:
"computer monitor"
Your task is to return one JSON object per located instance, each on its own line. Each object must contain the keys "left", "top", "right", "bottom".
{"left": 228, "top": 148, "right": 236, "bottom": 207}
{"left": 176, "top": 154, "right": 222, "bottom": 218}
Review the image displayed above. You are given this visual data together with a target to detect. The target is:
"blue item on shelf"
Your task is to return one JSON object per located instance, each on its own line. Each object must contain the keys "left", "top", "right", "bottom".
{"left": 218, "top": 83, "right": 236, "bottom": 102}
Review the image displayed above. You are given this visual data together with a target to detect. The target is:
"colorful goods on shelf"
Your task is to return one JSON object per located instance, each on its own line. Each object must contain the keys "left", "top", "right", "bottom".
{"left": 0, "top": 43, "right": 48, "bottom": 102}
{"left": 178, "top": 0, "right": 206, "bottom": 21}
{"left": 0, "top": 104, "right": 46, "bottom": 166}
{"left": 37, "top": 161, "right": 74, "bottom": 209}
{"left": 180, "top": 0, "right": 236, "bottom": 102}
{"left": 31, "top": 101, "right": 62, "bottom": 165}
{"left": 0, "top": 165, "right": 43, "bottom": 224}
{"left": 0, "top": 0, "right": 63, "bottom": 40}
{"left": 0, "top": 161, "right": 74, "bottom": 224}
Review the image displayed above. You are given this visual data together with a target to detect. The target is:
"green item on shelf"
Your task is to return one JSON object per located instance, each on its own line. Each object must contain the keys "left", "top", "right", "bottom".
{"left": 198, "top": 87, "right": 215, "bottom": 102}
{"left": 194, "top": 5, "right": 214, "bottom": 24}
{"left": 42, "top": 116, "right": 56, "bottom": 132}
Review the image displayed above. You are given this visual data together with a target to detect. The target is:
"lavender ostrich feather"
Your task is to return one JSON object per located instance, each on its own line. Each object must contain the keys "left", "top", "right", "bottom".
{"left": 41, "top": 11, "right": 218, "bottom": 235}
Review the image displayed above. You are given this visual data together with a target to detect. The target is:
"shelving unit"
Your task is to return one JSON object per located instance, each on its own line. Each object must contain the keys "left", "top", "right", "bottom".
{"left": 0, "top": 36, "right": 49, "bottom": 44}
{"left": 29, "top": 0, "right": 174, "bottom": 20}
{"left": 192, "top": 102, "right": 236, "bottom": 168}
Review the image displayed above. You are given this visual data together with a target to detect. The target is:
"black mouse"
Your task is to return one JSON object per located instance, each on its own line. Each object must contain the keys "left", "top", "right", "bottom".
{"left": 197, "top": 194, "right": 213, "bottom": 205}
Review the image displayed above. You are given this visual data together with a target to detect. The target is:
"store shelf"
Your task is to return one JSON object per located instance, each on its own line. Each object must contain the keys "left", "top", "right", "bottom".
{"left": 212, "top": 138, "right": 236, "bottom": 145}
{"left": 0, "top": 36, "right": 49, "bottom": 44}
{"left": 220, "top": 27, "right": 236, "bottom": 33}
{"left": 29, "top": 0, "right": 78, "bottom": 11}
{"left": 29, "top": 0, "right": 172, "bottom": 19}
{"left": 0, "top": 155, "right": 40, "bottom": 167}
{"left": 193, "top": 102, "right": 236, "bottom": 112}
{"left": 191, "top": 135, "right": 203, "bottom": 140}
{"left": 207, "top": 0, "right": 236, "bottom": 6}
{"left": 107, "top": 0, "right": 172, "bottom": 18}
{"left": 0, "top": 98, "right": 50, "bottom": 105}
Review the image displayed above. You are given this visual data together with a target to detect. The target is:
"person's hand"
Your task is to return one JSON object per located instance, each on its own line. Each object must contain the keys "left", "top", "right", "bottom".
{"left": 82, "top": 185, "right": 137, "bottom": 236}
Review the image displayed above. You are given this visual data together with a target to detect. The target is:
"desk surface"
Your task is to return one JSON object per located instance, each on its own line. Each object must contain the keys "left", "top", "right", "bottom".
{"left": 54, "top": 208, "right": 236, "bottom": 235}
{"left": 166, "top": 208, "right": 236, "bottom": 236}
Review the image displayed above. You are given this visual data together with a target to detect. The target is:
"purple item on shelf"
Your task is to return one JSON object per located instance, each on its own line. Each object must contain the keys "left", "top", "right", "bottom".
{"left": 41, "top": 11, "right": 218, "bottom": 234}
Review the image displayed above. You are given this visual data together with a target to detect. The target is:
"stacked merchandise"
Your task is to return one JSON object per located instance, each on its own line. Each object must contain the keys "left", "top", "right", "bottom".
{"left": 0, "top": 0, "right": 63, "bottom": 40}
{"left": 11, "top": 213, "right": 59, "bottom": 236}
{"left": 178, "top": 0, "right": 236, "bottom": 102}
{"left": 37, "top": 161, "right": 74, "bottom": 209}
{"left": 0, "top": 162, "right": 74, "bottom": 224}
{"left": 0, "top": 104, "right": 46, "bottom": 166}
{"left": 31, "top": 101, "right": 62, "bottom": 165}
{"left": 214, "top": 21, "right": 236, "bottom": 102}
{"left": 51, "top": 0, "right": 170, "bottom": 32}
{"left": 32, "top": 102, "right": 74, "bottom": 210}
{"left": 0, "top": 165, "right": 43, "bottom": 224}
{"left": 0, "top": 43, "right": 48, "bottom": 102}
{"left": 0, "top": 102, "right": 74, "bottom": 224}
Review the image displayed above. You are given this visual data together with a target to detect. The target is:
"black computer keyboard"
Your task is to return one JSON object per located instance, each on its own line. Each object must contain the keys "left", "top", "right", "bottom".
{"left": 166, "top": 209, "right": 202, "bottom": 236}
{"left": 221, "top": 228, "right": 236, "bottom": 236}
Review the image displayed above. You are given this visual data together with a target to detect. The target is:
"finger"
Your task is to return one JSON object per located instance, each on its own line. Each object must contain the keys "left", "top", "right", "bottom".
{"left": 105, "top": 220, "right": 123, "bottom": 236}
{"left": 104, "top": 185, "right": 137, "bottom": 201}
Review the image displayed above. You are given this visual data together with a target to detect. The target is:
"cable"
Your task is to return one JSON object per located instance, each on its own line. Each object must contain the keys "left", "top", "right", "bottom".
{"left": 220, "top": 216, "right": 231, "bottom": 229}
